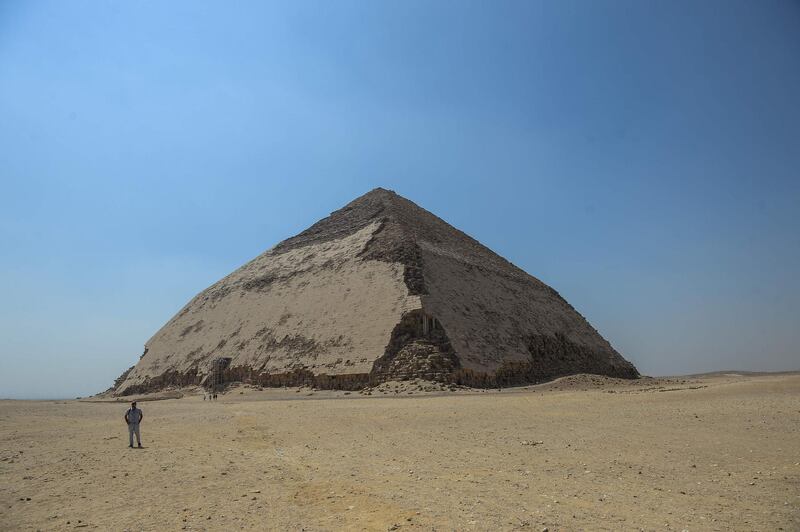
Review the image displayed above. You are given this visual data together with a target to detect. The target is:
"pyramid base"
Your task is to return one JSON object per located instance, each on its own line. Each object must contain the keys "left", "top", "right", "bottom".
{"left": 114, "top": 362, "right": 638, "bottom": 396}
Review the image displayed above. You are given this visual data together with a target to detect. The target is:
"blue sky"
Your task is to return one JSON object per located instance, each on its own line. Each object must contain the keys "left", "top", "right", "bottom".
{"left": 1, "top": 1, "right": 798, "bottom": 398}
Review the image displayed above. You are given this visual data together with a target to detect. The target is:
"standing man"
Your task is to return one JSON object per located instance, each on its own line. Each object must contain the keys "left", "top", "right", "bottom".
{"left": 124, "top": 401, "right": 144, "bottom": 448}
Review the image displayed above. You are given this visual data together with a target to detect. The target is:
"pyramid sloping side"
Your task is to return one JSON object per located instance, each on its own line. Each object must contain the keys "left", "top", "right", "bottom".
{"left": 419, "top": 248, "right": 634, "bottom": 376}
{"left": 116, "top": 221, "right": 422, "bottom": 394}
{"left": 113, "top": 188, "right": 637, "bottom": 395}
{"left": 381, "top": 191, "right": 636, "bottom": 378}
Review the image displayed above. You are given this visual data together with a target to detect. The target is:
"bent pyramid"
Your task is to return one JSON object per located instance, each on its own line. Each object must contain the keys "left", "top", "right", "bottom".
{"left": 113, "top": 188, "right": 637, "bottom": 395}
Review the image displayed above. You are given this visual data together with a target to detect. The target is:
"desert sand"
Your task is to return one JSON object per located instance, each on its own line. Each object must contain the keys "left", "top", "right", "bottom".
{"left": 1, "top": 373, "right": 798, "bottom": 531}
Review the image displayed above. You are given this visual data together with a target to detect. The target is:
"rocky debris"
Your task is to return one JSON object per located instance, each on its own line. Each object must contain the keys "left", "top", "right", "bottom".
{"left": 375, "top": 340, "right": 458, "bottom": 381}
{"left": 359, "top": 379, "right": 469, "bottom": 396}
{"left": 117, "top": 368, "right": 201, "bottom": 396}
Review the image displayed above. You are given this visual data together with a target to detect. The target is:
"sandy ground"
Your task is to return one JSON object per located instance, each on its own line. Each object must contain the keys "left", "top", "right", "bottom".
{"left": 1, "top": 373, "right": 798, "bottom": 531}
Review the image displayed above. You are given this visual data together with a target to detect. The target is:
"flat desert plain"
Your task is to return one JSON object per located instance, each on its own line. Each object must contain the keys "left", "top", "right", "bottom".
{"left": 1, "top": 373, "right": 798, "bottom": 531}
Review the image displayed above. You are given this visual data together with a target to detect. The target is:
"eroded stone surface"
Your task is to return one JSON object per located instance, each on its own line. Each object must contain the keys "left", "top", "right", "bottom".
{"left": 111, "top": 188, "right": 637, "bottom": 395}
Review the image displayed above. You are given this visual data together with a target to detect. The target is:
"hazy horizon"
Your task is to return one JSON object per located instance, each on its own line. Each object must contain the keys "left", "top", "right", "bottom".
{"left": 2, "top": 1, "right": 799, "bottom": 399}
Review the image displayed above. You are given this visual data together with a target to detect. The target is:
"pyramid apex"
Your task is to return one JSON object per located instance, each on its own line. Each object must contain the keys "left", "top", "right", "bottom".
{"left": 339, "top": 186, "right": 412, "bottom": 211}
{"left": 356, "top": 186, "right": 398, "bottom": 199}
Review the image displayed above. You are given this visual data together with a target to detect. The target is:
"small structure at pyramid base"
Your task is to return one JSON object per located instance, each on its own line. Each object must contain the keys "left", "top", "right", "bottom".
{"left": 110, "top": 188, "right": 638, "bottom": 396}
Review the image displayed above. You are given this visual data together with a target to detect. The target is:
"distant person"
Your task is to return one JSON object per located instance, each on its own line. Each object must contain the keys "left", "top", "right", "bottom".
{"left": 124, "top": 401, "right": 144, "bottom": 448}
